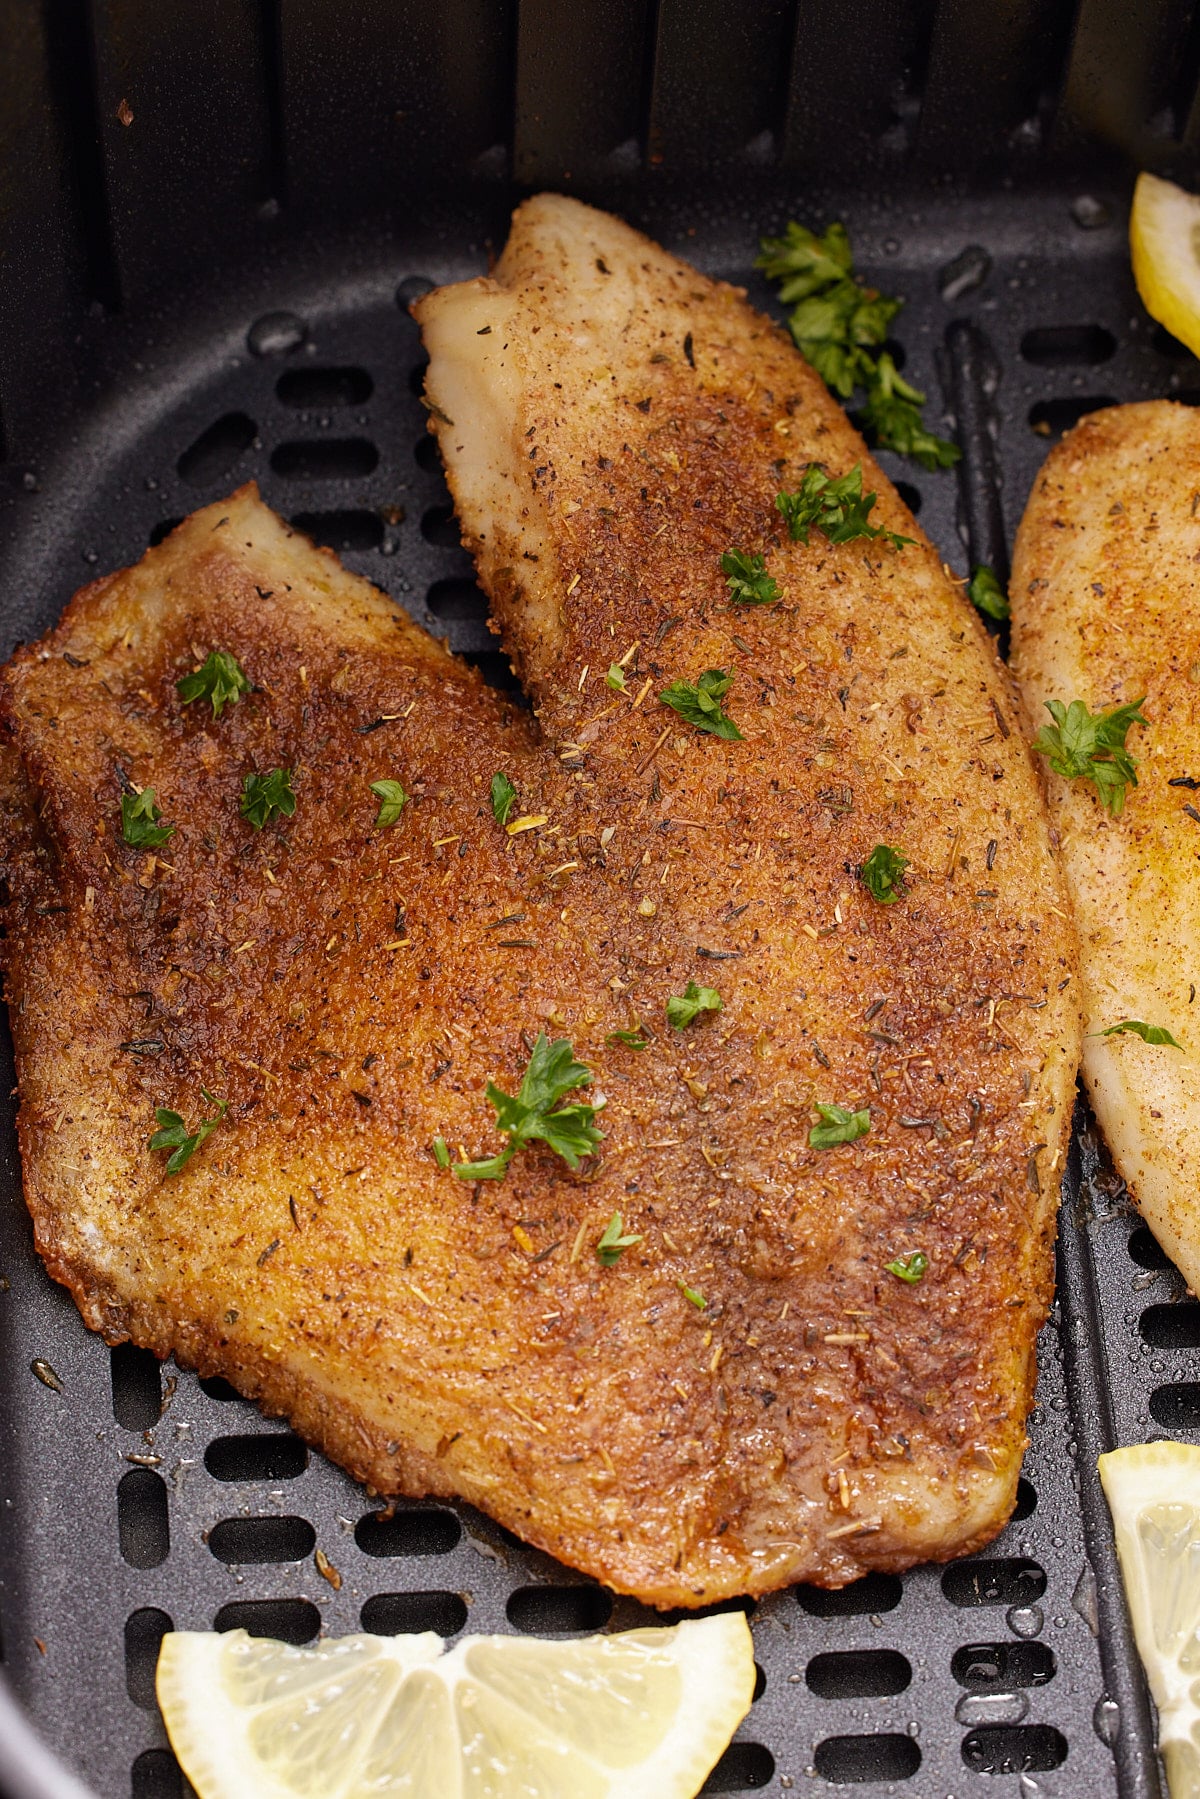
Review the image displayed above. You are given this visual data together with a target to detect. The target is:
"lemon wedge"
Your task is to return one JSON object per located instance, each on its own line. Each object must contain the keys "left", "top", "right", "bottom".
{"left": 1130, "top": 171, "right": 1200, "bottom": 359}
{"left": 1100, "top": 1440, "right": 1200, "bottom": 1796}
{"left": 156, "top": 1614, "right": 756, "bottom": 1799}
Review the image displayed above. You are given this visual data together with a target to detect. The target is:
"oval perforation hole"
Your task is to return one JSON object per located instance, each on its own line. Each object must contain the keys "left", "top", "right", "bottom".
{"left": 951, "top": 1641, "right": 1056, "bottom": 1691}
{"left": 893, "top": 480, "right": 923, "bottom": 516}
{"left": 797, "top": 1571, "right": 901, "bottom": 1616}
{"left": 1028, "top": 396, "right": 1117, "bottom": 438}
{"left": 117, "top": 1467, "right": 170, "bottom": 1569}
{"left": 204, "top": 1433, "right": 308, "bottom": 1482}
{"left": 1129, "top": 1224, "right": 1175, "bottom": 1270}
{"left": 291, "top": 510, "right": 384, "bottom": 552}
{"left": 961, "top": 1723, "right": 1067, "bottom": 1774}
{"left": 148, "top": 518, "right": 184, "bottom": 547}
{"left": 415, "top": 434, "right": 443, "bottom": 472}
{"left": 1012, "top": 1478, "right": 1037, "bottom": 1520}
{"left": 215, "top": 1599, "right": 320, "bottom": 1643}
{"left": 360, "top": 1591, "right": 468, "bottom": 1637}
{"left": 1150, "top": 1382, "right": 1200, "bottom": 1429}
{"left": 806, "top": 1649, "right": 912, "bottom": 1699}
{"left": 125, "top": 1607, "right": 173, "bottom": 1709}
{"left": 199, "top": 1374, "right": 243, "bottom": 1401}
{"left": 1019, "top": 325, "right": 1117, "bottom": 365}
{"left": 178, "top": 412, "right": 256, "bottom": 486}
{"left": 1140, "top": 1303, "right": 1200, "bottom": 1348}
{"left": 942, "top": 1558, "right": 1046, "bottom": 1607}
{"left": 421, "top": 504, "right": 463, "bottom": 548}
{"left": 355, "top": 1508, "right": 462, "bottom": 1556}
{"left": 813, "top": 1733, "right": 921, "bottom": 1783}
{"left": 276, "top": 367, "right": 373, "bottom": 408}
{"left": 111, "top": 1343, "right": 162, "bottom": 1429}
{"left": 506, "top": 1585, "right": 613, "bottom": 1634}
{"left": 700, "top": 1741, "right": 776, "bottom": 1791}
{"left": 207, "top": 1515, "right": 315, "bottom": 1564}
{"left": 270, "top": 439, "right": 379, "bottom": 481}
{"left": 131, "top": 1748, "right": 183, "bottom": 1799}
{"left": 427, "top": 578, "right": 490, "bottom": 621}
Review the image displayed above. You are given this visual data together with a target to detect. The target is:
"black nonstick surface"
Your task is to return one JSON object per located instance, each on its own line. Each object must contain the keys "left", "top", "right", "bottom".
{"left": 0, "top": 176, "right": 1196, "bottom": 1799}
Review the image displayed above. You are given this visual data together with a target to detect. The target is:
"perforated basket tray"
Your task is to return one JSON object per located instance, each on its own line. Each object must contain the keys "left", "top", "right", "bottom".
{"left": 0, "top": 173, "right": 1196, "bottom": 1799}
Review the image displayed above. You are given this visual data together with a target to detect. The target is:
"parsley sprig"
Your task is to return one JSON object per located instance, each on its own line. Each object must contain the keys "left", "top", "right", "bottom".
{"left": 860, "top": 844, "right": 909, "bottom": 905}
{"left": 596, "top": 1212, "right": 643, "bottom": 1265}
{"left": 757, "top": 221, "right": 959, "bottom": 471}
{"left": 176, "top": 650, "right": 251, "bottom": 717}
{"left": 809, "top": 1102, "right": 870, "bottom": 1150}
{"left": 454, "top": 1034, "right": 603, "bottom": 1181}
{"left": 240, "top": 767, "right": 296, "bottom": 830}
{"left": 149, "top": 1088, "right": 227, "bottom": 1175}
{"left": 720, "top": 549, "right": 781, "bottom": 607}
{"left": 121, "top": 787, "right": 175, "bottom": 850}
{"left": 1032, "top": 696, "right": 1148, "bottom": 817}
{"left": 776, "top": 465, "right": 913, "bottom": 552}
{"left": 660, "top": 669, "right": 743, "bottom": 740}
{"left": 1094, "top": 1020, "right": 1183, "bottom": 1048}
{"left": 966, "top": 565, "right": 1010, "bottom": 622}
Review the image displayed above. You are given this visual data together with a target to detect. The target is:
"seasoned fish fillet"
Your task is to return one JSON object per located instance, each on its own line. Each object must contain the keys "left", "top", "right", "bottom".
{"left": 1012, "top": 399, "right": 1200, "bottom": 1291}
{"left": 0, "top": 203, "right": 1078, "bottom": 1610}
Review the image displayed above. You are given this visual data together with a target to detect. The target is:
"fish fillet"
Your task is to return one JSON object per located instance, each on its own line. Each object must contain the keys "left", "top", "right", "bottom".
{"left": 0, "top": 200, "right": 1078, "bottom": 1608}
{"left": 1012, "top": 399, "right": 1200, "bottom": 1290}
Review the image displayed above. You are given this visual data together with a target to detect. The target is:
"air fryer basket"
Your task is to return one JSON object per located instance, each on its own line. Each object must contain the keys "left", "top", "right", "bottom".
{"left": 3, "top": 6, "right": 1200, "bottom": 1797}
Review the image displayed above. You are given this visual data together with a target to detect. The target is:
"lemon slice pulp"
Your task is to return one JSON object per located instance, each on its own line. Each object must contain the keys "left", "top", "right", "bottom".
{"left": 1130, "top": 171, "right": 1200, "bottom": 360}
{"left": 156, "top": 1614, "right": 756, "bottom": 1799}
{"left": 1100, "top": 1440, "right": 1200, "bottom": 1796}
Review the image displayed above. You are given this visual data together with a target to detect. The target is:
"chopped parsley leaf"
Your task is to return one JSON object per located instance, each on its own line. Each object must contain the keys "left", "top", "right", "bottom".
{"left": 885, "top": 1250, "right": 929, "bottom": 1283}
{"left": 240, "top": 767, "right": 296, "bottom": 830}
{"left": 596, "top": 1211, "right": 643, "bottom": 1265}
{"left": 966, "top": 564, "right": 1010, "bottom": 622}
{"left": 860, "top": 843, "right": 910, "bottom": 905}
{"left": 606, "top": 1027, "right": 650, "bottom": 1050}
{"left": 454, "top": 1034, "right": 603, "bottom": 1181}
{"left": 1094, "top": 1020, "right": 1183, "bottom": 1048}
{"left": 491, "top": 771, "right": 517, "bottom": 826}
{"left": 720, "top": 549, "right": 781, "bottom": 607}
{"left": 809, "top": 1102, "right": 871, "bottom": 1150}
{"left": 776, "top": 463, "right": 913, "bottom": 551}
{"left": 1032, "top": 696, "right": 1148, "bottom": 817}
{"left": 432, "top": 1136, "right": 451, "bottom": 1168}
{"left": 666, "top": 982, "right": 722, "bottom": 1029}
{"left": 369, "top": 779, "right": 407, "bottom": 828}
{"left": 121, "top": 787, "right": 175, "bottom": 850}
{"left": 176, "top": 649, "right": 252, "bottom": 717}
{"left": 149, "top": 1087, "right": 227, "bottom": 1175}
{"left": 678, "top": 1281, "right": 707, "bottom": 1308}
{"left": 605, "top": 664, "right": 627, "bottom": 691}
{"left": 660, "top": 669, "right": 743, "bottom": 740}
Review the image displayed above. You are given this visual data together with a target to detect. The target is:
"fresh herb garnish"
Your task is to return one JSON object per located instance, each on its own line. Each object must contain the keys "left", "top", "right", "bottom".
{"left": 432, "top": 1136, "right": 451, "bottom": 1168}
{"left": 678, "top": 1281, "right": 707, "bottom": 1308}
{"left": 757, "top": 220, "right": 959, "bottom": 469}
{"left": 660, "top": 669, "right": 743, "bottom": 740}
{"left": 776, "top": 463, "right": 913, "bottom": 551}
{"left": 606, "top": 1027, "right": 650, "bottom": 1050}
{"left": 809, "top": 1102, "right": 871, "bottom": 1149}
{"left": 596, "top": 1212, "right": 643, "bottom": 1265}
{"left": 966, "top": 565, "right": 1010, "bottom": 622}
{"left": 1032, "top": 696, "right": 1149, "bottom": 817}
{"left": 240, "top": 767, "right": 296, "bottom": 830}
{"left": 885, "top": 1250, "right": 929, "bottom": 1283}
{"left": 666, "top": 982, "right": 723, "bottom": 1029}
{"left": 860, "top": 844, "right": 910, "bottom": 905}
{"left": 121, "top": 787, "right": 175, "bottom": 850}
{"left": 605, "top": 664, "right": 627, "bottom": 692}
{"left": 720, "top": 549, "right": 781, "bottom": 607}
{"left": 491, "top": 772, "right": 517, "bottom": 826}
{"left": 454, "top": 1034, "right": 603, "bottom": 1181}
{"left": 369, "top": 779, "right": 407, "bottom": 828}
{"left": 176, "top": 649, "right": 251, "bottom": 717}
{"left": 149, "top": 1088, "right": 227, "bottom": 1175}
{"left": 1094, "top": 1020, "right": 1183, "bottom": 1048}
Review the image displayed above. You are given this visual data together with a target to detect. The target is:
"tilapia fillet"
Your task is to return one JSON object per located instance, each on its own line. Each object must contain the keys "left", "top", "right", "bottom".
{"left": 0, "top": 201, "right": 1077, "bottom": 1609}
{"left": 1012, "top": 400, "right": 1200, "bottom": 1291}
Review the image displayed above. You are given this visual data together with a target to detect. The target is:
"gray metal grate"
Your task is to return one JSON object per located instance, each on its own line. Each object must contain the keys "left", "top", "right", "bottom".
{"left": 1, "top": 178, "right": 1197, "bottom": 1798}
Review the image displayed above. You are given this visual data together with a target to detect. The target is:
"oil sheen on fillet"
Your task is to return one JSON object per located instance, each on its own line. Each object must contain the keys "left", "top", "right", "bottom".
{"left": 0, "top": 198, "right": 1078, "bottom": 1607}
